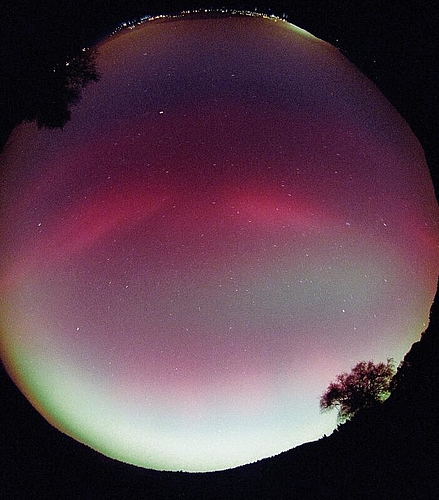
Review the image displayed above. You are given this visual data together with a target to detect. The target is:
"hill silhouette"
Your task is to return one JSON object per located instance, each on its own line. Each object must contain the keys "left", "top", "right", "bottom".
{"left": 1, "top": 282, "right": 438, "bottom": 499}
{"left": 1, "top": 2, "right": 438, "bottom": 498}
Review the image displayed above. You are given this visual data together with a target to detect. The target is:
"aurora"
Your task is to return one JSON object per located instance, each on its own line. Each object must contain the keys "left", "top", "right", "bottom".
{"left": 0, "top": 12, "right": 437, "bottom": 472}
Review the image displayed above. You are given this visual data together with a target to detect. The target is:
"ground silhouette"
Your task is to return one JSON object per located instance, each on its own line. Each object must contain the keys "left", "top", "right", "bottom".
{"left": 1, "top": 283, "right": 437, "bottom": 499}
{"left": 1, "top": 2, "right": 438, "bottom": 498}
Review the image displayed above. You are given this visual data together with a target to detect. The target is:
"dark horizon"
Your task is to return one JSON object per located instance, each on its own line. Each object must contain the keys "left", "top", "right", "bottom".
{"left": 1, "top": 1, "right": 438, "bottom": 497}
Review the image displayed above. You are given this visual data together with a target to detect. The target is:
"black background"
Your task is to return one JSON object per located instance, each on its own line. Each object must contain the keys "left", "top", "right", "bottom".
{"left": 1, "top": 1, "right": 438, "bottom": 498}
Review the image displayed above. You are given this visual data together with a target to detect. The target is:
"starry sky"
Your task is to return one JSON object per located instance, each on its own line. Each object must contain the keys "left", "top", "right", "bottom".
{"left": 0, "top": 13, "right": 438, "bottom": 472}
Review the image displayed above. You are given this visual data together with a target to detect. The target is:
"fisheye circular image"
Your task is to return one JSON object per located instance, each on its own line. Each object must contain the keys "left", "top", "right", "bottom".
{"left": 1, "top": 11, "right": 438, "bottom": 472}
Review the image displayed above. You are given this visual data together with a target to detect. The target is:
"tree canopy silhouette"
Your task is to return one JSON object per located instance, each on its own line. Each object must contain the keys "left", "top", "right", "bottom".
{"left": 320, "top": 359, "right": 395, "bottom": 422}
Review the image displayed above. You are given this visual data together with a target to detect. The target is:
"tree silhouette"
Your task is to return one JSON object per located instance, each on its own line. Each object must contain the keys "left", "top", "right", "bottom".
{"left": 30, "top": 48, "right": 100, "bottom": 130}
{"left": 320, "top": 359, "right": 395, "bottom": 422}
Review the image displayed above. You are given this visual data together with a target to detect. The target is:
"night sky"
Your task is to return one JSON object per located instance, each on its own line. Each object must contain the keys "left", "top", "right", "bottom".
{"left": 1, "top": 12, "right": 438, "bottom": 472}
